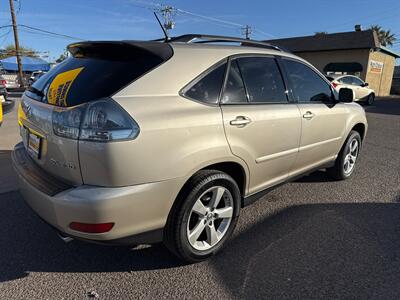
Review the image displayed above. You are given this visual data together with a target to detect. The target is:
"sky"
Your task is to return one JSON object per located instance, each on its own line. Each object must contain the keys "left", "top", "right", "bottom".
{"left": 0, "top": 0, "right": 399, "bottom": 61}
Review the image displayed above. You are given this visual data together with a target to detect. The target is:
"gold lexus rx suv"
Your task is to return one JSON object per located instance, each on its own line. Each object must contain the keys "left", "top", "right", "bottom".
{"left": 12, "top": 35, "right": 367, "bottom": 262}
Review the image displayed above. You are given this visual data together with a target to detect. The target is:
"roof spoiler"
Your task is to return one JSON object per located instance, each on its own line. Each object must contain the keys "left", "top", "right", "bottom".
{"left": 67, "top": 41, "right": 173, "bottom": 60}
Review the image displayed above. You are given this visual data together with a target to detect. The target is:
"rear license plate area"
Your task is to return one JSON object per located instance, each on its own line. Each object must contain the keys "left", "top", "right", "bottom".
{"left": 21, "top": 127, "right": 43, "bottom": 159}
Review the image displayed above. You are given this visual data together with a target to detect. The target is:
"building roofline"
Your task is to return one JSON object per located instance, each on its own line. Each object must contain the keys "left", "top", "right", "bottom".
{"left": 378, "top": 46, "right": 400, "bottom": 58}
{"left": 264, "top": 29, "right": 382, "bottom": 53}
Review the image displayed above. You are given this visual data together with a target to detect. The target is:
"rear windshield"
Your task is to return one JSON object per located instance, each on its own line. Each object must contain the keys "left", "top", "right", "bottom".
{"left": 27, "top": 42, "right": 173, "bottom": 107}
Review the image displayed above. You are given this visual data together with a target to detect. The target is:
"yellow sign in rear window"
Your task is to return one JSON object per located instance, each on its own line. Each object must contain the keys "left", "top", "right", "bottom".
{"left": 47, "top": 67, "right": 83, "bottom": 106}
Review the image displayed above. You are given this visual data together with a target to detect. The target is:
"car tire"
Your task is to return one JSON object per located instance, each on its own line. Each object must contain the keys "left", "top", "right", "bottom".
{"left": 366, "top": 93, "right": 375, "bottom": 105}
{"left": 327, "top": 130, "right": 362, "bottom": 180}
{"left": 164, "top": 170, "right": 241, "bottom": 263}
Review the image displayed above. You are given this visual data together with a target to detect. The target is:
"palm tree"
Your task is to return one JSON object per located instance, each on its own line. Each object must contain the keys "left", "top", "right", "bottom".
{"left": 370, "top": 25, "right": 397, "bottom": 47}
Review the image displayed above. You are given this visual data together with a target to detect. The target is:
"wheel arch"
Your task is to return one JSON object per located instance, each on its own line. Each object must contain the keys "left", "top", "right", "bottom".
{"left": 199, "top": 161, "right": 247, "bottom": 197}
{"left": 170, "top": 160, "right": 248, "bottom": 213}
{"left": 351, "top": 123, "right": 366, "bottom": 141}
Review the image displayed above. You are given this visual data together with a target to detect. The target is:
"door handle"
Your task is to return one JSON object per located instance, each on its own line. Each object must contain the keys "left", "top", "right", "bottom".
{"left": 230, "top": 116, "right": 252, "bottom": 127}
{"left": 302, "top": 111, "right": 314, "bottom": 120}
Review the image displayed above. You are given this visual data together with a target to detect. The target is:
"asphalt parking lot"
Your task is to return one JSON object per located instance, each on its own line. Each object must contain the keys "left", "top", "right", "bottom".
{"left": 0, "top": 97, "right": 399, "bottom": 299}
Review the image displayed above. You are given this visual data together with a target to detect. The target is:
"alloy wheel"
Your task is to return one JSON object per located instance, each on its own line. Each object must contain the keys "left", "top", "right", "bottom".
{"left": 343, "top": 139, "right": 359, "bottom": 175}
{"left": 186, "top": 186, "right": 234, "bottom": 251}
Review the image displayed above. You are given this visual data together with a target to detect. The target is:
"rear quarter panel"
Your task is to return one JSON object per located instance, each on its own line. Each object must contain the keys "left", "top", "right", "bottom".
{"left": 78, "top": 95, "right": 247, "bottom": 187}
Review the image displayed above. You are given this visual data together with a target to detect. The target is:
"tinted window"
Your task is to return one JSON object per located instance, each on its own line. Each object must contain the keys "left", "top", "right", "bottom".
{"left": 284, "top": 59, "right": 332, "bottom": 102}
{"left": 352, "top": 77, "right": 364, "bottom": 86}
{"left": 340, "top": 76, "right": 353, "bottom": 85}
{"left": 28, "top": 43, "right": 172, "bottom": 107}
{"left": 222, "top": 60, "right": 247, "bottom": 104}
{"left": 184, "top": 63, "right": 226, "bottom": 104}
{"left": 236, "top": 57, "right": 287, "bottom": 103}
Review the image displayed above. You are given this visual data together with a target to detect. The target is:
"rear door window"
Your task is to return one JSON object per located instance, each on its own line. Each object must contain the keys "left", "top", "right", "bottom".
{"left": 28, "top": 42, "right": 173, "bottom": 107}
{"left": 222, "top": 60, "right": 247, "bottom": 104}
{"left": 236, "top": 57, "right": 287, "bottom": 103}
{"left": 183, "top": 63, "right": 226, "bottom": 104}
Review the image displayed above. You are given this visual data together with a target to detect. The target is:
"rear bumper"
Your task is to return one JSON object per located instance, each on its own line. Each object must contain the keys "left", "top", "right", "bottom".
{"left": 12, "top": 143, "right": 184, "bottom": 244}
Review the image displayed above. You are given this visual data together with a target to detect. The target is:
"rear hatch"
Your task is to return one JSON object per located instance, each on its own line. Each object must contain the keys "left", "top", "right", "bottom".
{"left": 19, "top": 41, "right": 173, "bottom": 185}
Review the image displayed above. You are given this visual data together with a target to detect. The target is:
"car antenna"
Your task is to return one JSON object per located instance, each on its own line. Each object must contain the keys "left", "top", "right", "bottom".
{"left": 154, "top": 12, "right": 169, "bottom": 42}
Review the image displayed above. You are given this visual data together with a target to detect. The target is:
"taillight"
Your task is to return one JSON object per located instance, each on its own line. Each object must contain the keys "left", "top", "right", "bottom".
{"left": 80, "top": 99, "right": 139, "bottom": 141}
{"left": 52, "top": 99, "right": 139, "bottom": 142}
{"left": 0, "top": 79, "right": 7, "bottom": 85}
{"left": 52, "top": 105, "right": 85, "bottom": 139}
{"left": 331, "top": 82, "right": 339, "bottom": 88}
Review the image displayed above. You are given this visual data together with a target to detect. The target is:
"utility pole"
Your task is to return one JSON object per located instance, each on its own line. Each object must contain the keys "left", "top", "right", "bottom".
{"left": 242, "top": 25, "right": 252, "bottom": 39}
{"left": 9, "top": 0, "right": 24, "bottom": 88}
{"left": 158, "top": 5, "right": 176, "bottom": 38}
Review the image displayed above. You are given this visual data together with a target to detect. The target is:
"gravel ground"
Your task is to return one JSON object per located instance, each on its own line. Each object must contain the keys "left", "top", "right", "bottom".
{"left": 0, "top": 97, "right": 399, "bottom": 299}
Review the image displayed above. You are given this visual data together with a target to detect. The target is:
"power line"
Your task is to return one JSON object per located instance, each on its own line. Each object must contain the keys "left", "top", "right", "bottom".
{"left": 253, "top": 28, "right": 276, "bottom": 38}
{"left": 19, "top": 27, "right": 79, "bottom": 41}
{"left": 0, "top": 29, "right": 11, "bottom": 38}
{"left": 176, "top": 8, "right": 244, "bottom": 28}
{"left": 19, "top": 25, "right": 84, "bottom": 40}
{"left": 129, "top": 0, "right": 275, "bottom": 39}
{"left": 0, "top": 28, "right": 12, "bottom": 47}
{"left": 15, "top": 0, "right": 21, "bottom": 15}
{"left": 0, "top": 25, "right": 12, "bottom": 30}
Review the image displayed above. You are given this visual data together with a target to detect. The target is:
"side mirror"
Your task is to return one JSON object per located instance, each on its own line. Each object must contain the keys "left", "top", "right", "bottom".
{"left": 363, "top": 82, "right": 369, "bottom": 87}
{"left": 339, "top": 88, "right": 354, "bottom": 103}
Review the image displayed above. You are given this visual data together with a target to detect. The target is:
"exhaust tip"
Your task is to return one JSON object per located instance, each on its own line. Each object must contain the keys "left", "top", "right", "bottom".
{"left": 57, "top": 231, "right": 74, "bottom": 243}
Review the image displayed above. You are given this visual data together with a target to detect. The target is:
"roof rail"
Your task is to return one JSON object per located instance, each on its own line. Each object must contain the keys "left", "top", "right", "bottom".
{"left": 168, "top": 34, "right": 284, "bottom": 52}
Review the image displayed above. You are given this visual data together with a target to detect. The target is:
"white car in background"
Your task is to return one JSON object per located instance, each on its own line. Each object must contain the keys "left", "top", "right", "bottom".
{"left": 326, "top": 75, "right": 375, "bottom": 105}
{"left": 1, "top": 74, "right": 20, "bottom": 89}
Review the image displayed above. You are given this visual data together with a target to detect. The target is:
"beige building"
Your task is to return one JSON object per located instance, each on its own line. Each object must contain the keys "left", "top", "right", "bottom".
{"left": 266, "top": 29, "right": 400, "bottom": 96}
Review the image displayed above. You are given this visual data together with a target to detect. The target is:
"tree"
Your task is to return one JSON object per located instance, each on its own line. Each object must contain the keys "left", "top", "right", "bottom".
{"left": 315, "top": 31, "right": 328, "bottom": 36}
{"left": 370, "top": 25, "right": 397, "bottom": 47}
{"left": 0, "top": 44, "right": 38, "bottom": 59}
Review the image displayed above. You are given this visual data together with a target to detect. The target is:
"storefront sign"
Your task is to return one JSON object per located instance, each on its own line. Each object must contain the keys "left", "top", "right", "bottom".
{"left": 369, "top": 60, "right": 384, "bottom": 74}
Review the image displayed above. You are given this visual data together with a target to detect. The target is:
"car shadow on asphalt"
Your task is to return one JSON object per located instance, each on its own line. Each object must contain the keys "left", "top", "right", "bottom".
{"left": 211, "top": 200, "right": 400, "bottom": 299}
{"left": 0, "top": 191, "right": 186, "bottom": 283}
{"left": 0, "top": 150, "right": 18, "bottom": 194}
{"left": 294, "top": 170, "right": 333, "bottom": 183}
{"left": 364, "top": 97, "right": 400, "bottom": 116}
{"left": 1, "top": 187, "right": 400, "bottom": 299}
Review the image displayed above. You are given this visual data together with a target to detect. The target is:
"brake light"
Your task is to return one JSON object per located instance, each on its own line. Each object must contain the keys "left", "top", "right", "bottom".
{"left": 0, "top": 79, "right": 7, "bottom": 85}
{"left": 69, "top": 222, "right": 114, "bottom": 233}
{"left": 331, "top": 82, "right": 339, "bottom": 88}
{"left": 52, "top": 99, "right": 140, "bottom": 142}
